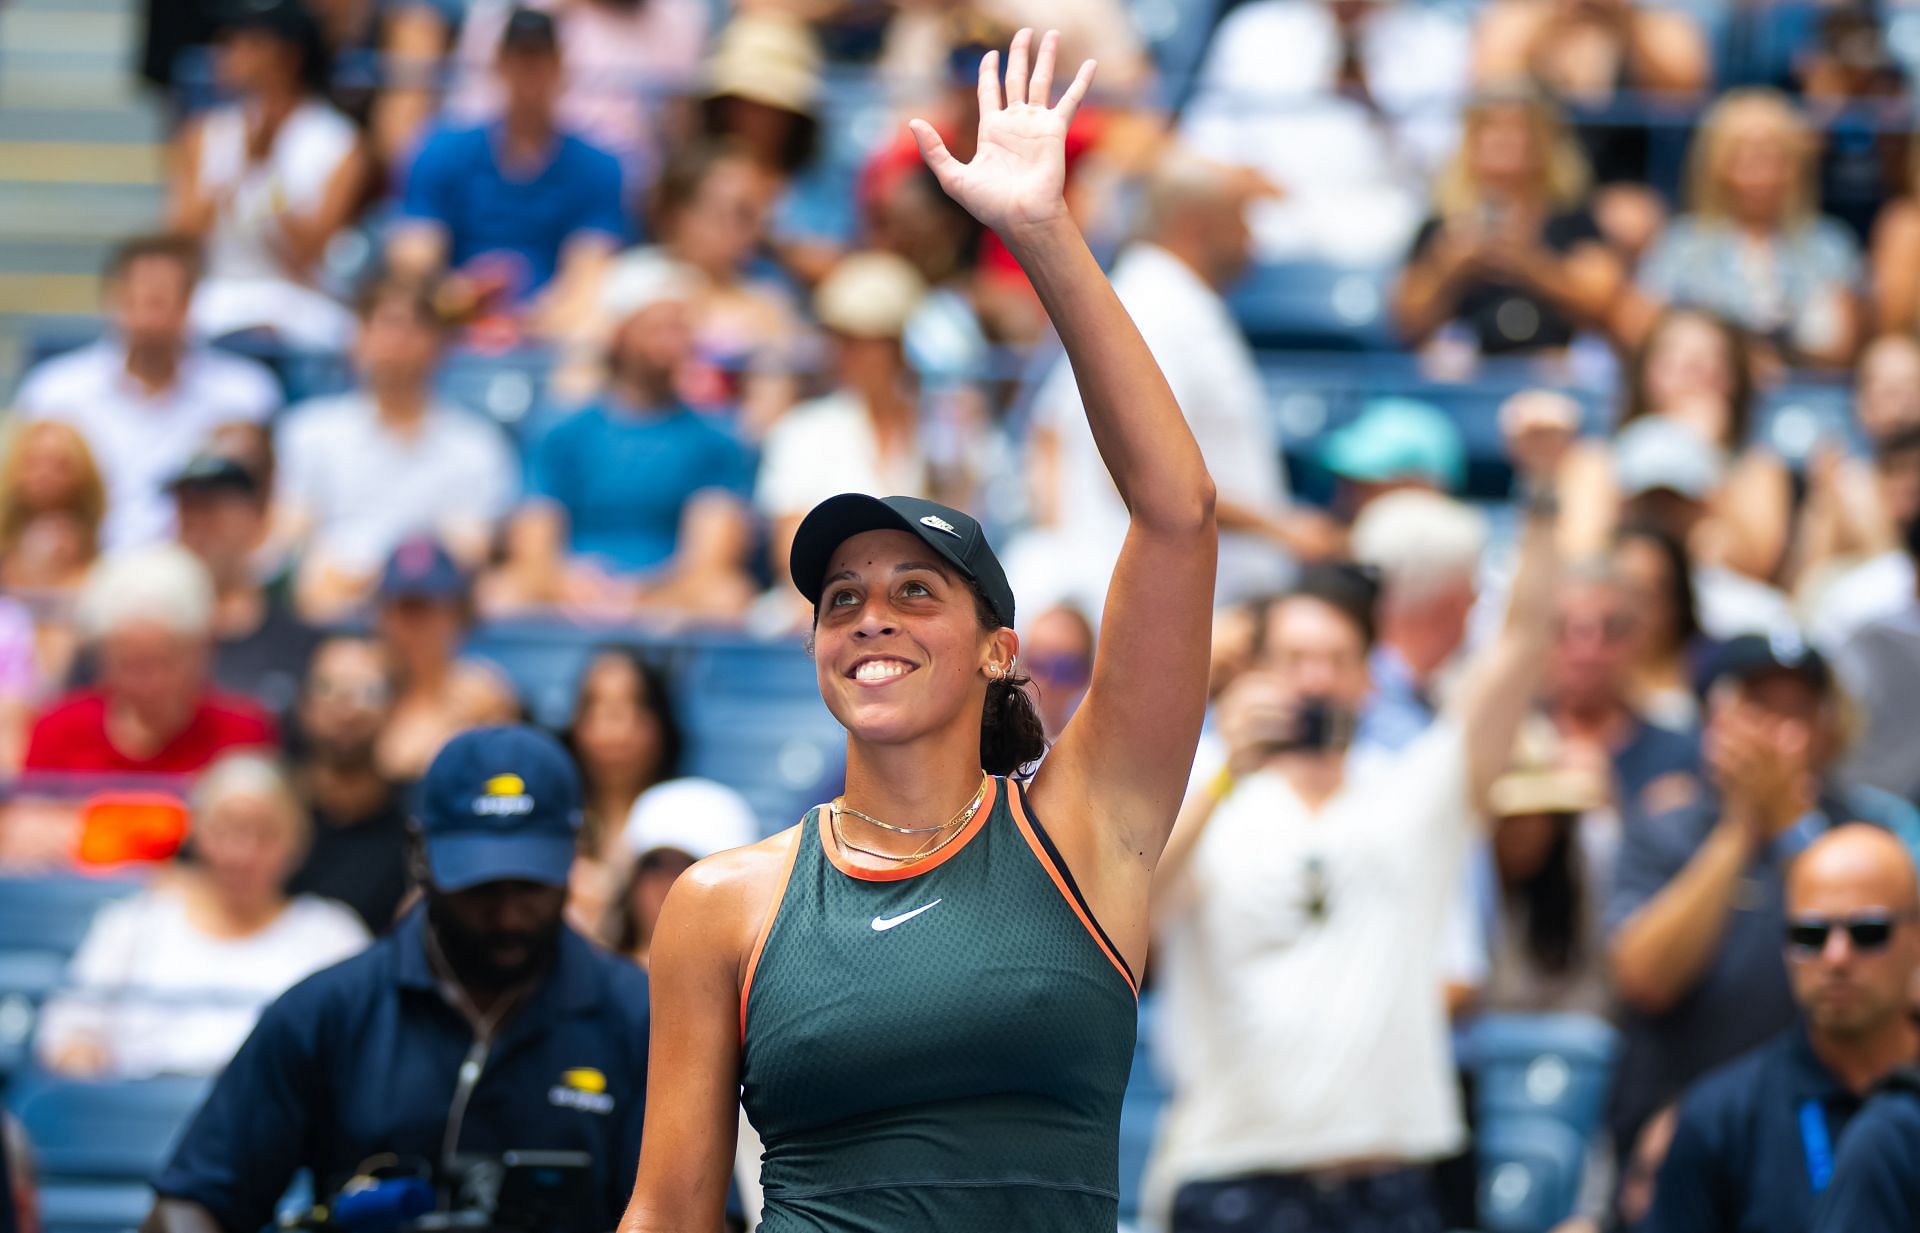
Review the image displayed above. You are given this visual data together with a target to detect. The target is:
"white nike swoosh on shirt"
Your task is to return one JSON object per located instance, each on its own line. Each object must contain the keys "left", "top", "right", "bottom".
{"left": 870, "top": 900, "right": 943, "bottom": 932}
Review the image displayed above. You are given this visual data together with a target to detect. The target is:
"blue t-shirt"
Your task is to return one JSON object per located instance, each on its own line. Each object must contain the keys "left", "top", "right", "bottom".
{"left": 1644, "top": 1027, "right": 1861, "bottom": 1233}
{"left": 1811, "top": 1079, "right": 1920, "bottom": 1232}
{"left": 400, "top": 124, "right": 626, "bottom": 299}
{"left": 151, "top": 909, "right": 650, "bottom": 1233}
{"left": 528, "top": 399, "right": 752, "bottom": 574}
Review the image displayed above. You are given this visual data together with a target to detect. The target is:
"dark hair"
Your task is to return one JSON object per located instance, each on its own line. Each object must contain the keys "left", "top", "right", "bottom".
{"left": 1504, "top": 814, "right": 1586, "bottom": 975}
{"left": 1622, "top": 307, "right": 1756, "bottom": 447}
{"left": 1614, "top": 520, "right": 1701, "bottom": 652}
{"left": 1254, "top": 563, "right": 1382, "bottom": 657}
{"left": 648, "top": 140, "right": 756, "bottom": 236}
{"left": 807, "top": 572, "right": 1046, "bottom": 778}
{"left": 354, "top": 275, "right": 447, "bottom": 331}
{"left": 563, "top": 647, "right": 684, "bottom": 846}
{"left": 699, "top": 94, "right": 820, "bottom": 178}
{"left": 103, "top": 233, "right": 203, "bottom": 285}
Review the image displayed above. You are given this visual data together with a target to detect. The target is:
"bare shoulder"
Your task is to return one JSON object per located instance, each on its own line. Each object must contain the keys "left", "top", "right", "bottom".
{"left": 665, "top": 826, "right": 805, "bottom": 973}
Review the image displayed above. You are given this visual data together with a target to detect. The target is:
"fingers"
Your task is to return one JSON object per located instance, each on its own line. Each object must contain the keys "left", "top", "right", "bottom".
{"left": 976, "top": 47, "right": 1002, "bottom": 115}
{"left": 908, "top": 119, "right": 960, "bottom": 190}
{"left": 1057, "top": 58, "right": 1097, "bottom": 120}
{"left": 1005, "top": 28, "right": 1031, "bottom": 108}
{"left": 1028, "top": 29, "right": 1058, "bottom": 105}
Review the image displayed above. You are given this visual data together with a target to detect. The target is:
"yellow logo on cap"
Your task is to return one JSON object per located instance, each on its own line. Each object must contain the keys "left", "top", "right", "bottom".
{"left": 561, "top": 1067, "right": 607, "bottom": 1094}
{"left": 484, "top": 774, "right": 526, "bottom": 796}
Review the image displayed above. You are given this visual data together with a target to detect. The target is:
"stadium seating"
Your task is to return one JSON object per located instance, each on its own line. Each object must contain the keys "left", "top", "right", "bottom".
{"left": 1227, "top": 261, "right": 1402, "bottom": 352}
{"left": 1461, "top": 1013, "right": 1621, "bottom": 1233}
{"left": 9, "top": 1072, "right": 211, "bottom": 1233}
{"left": 0, "top": 876, "right": 141, "bottom": 1087}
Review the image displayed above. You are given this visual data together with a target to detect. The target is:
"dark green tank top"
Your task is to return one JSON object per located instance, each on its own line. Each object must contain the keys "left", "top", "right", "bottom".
{"left": 739, "top": 776, "right": 1139, "bottom": 1233}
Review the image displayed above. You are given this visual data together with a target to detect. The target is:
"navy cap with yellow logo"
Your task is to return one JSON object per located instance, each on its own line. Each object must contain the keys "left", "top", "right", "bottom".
{"left": 416, "top": 725, "right": 582, "bottom": 891}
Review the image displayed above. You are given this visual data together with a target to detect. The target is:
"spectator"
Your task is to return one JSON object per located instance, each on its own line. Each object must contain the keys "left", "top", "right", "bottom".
{"left": 389, "top": 8, "right": 625, "bottom": 336}
{"left": 167, "top": 0, "right": 367, "bottom": 348}
{"left": 1835, "top": 514, "right": 1920, "bottom": 803}
{"left": 868, "top": 164, "right": 993, "bottom": 377}
{"left": 1794, "top": 6, "right": 1911, "bottom": 248}
{"left": 1634, "top": 89, "right": 1864, "bottom": 368}
{"left": 755, "top": 252, "right": 938, "bottom": 589}
{"left": 446, "top": 0, "right": 709, "bottom": 184}
{"left": 1852, "top": 331, "right": 1920, "bottom": 446}
{"left": 1023, "top": 604, "right": 1095, "bottom": 743}
{"left": 166, "top": 453, "right": 319, "bottom": 721}
{"left": 35, "top": 753, "right": 368, "bottom": 1078}
{"left": 0, "top": 420, "right": 104, "bottom": 604}
{"left": 1605, "top": 634, "right": 1920, "bottom": 1161}
{"left": 1471, "top": 0, "right": 1709, "bottom": 255}
{"left": 0, "top": 599, "right": 35, "bottom": 775}
{"left": 23, "top": 546, "right": 277, "bottom": 777}
{"left": 608, "top": 143, "right": 799, "bottom": 430}
{"left": 1016, "top": 154, "right": 1327, "bottom": 615}
{"left": 699, "top": 12, "right": 822, "bottom": 184}
{"left": 304, "top": 0, "right": 454, "bottom": 173}
{"left": 1349, "top": 489, "right": 1489, "bottom": 752}
{"left": 1867, "top": 146, "right": 1920, "bottom": 332}
{"left": 1178, "top": 0, "right": 1470, "bottom": 264}
{"left": 1606, "top": 416, "right": 1797, "bottom": 640}
{"left": 1539, "top": 560, "right": 1704, "bottom": 827}
{"left": 274, "top": 278, "right": 518, "bottom": 621}
{"left": 1145, "top": 439, "right": 1564, "bottom": 1231}
{"left": 489, "top": 256, "right": 756, "bottom": 619}
{"left": 13, "top": 235, "right": 280, "bottom": 551}
{"left": 1562, "top": 307, "right": 1790, "bottom": 584}
{"left": 1483, "top": 719, "right": 1613, "bottom": 1015}
{"left": 1812, "top": 1076, "right": 1920, "bottom": 1230}
{"left": 1643, "top": 824, "right": 1920, "bottom": 1233}
{"left": 608, "top": 776, "right": 757, "bottom": 966}
{"left": 1319, "top": 397, "right": 1469, "bottom": 516}
{"left": 371, "top": 537, "right": 520, "bottom": 782}
{"left": 1612, "top": 521, "right": 1708, "bottom": 731}
{"left": 285, "top": 635, "right": 411, "bottom": 934}
{"left": 1394, "top": 89, "right": 1623, "bottom": 357}
{"left": 561, "top": 648, "right": 681, "bottom": 933}
{"left": 879, "top": 1, "right": 1155, "bottom": 107}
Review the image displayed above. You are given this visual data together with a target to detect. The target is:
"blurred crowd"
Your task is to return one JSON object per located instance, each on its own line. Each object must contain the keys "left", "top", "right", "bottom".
{"left": 7, "top": 0, "right": 1920, "bottom": 1228}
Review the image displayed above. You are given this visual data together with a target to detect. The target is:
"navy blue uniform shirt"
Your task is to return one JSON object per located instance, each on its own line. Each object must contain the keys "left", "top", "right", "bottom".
{"left": 1810, "top": 1079, "right": 1920, "bottom": 1233}
{"left": 1641, "top": 1026, "right": 1861, "bottom": 1233}
{"left": 153, "top": 907, "right": 649, "bottom": 1233}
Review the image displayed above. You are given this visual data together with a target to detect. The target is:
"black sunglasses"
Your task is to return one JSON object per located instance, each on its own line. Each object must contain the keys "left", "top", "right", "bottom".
{"left": 1785, "top": 912, "right": 1916, "bottom": 956}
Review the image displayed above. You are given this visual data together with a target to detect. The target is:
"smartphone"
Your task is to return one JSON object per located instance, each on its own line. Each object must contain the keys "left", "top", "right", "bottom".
{"left": 1261, "top": 698, "right": 1357, "bottom": 755}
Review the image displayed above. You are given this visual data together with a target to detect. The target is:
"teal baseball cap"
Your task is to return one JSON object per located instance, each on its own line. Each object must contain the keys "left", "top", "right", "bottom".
{"left": 1321, "top": 398, "right": 1467, "bottom": 492}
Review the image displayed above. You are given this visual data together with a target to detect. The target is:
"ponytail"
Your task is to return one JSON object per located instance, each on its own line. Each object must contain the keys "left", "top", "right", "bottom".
{"left": 982, "top": 671, "right": 1047, "bottom": 778}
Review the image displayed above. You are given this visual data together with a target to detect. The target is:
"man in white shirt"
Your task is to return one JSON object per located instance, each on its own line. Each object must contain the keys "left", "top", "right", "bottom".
{"left": 1145, "top": 416, "right": 1566, "bottom": 1233}
{"left": 14, "top": 235, "right": 281, "bottom": 550}
{"left": 274, "top": 278, "right": 519, "bottom": 620}
{"left": 1178, "top": 0, "right": 1469, "bottom": 264}
{"left": 1013, "top": 154, "right": 1332, "bottom": 617}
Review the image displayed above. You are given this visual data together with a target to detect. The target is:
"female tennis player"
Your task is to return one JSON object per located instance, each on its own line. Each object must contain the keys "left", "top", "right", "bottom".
{"left": 620, "top": 29, "right": 1216, "bottom": 1233}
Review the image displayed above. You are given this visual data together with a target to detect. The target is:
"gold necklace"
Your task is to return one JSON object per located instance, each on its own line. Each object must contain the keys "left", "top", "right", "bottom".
{"left": 829, "top": 774, "right": 989, "bottom": 865}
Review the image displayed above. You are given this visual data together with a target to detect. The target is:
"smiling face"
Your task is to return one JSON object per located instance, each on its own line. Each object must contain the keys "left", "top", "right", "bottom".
{"left": 812, "top": 529, "right": 1014, "bottom": 749}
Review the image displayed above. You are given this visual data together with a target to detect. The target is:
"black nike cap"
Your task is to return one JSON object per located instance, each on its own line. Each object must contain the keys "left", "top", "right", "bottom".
{"left": 790, "top": 493, "right": 1015, "bottom": 629}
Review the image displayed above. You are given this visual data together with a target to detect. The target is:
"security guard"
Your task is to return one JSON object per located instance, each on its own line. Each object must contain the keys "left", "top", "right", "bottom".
{"left": 1811, "top": 1065, "right": 1920, "bottom": 1231}
{"left": 143, "top": 725, "right": 650, "bottom": 1233}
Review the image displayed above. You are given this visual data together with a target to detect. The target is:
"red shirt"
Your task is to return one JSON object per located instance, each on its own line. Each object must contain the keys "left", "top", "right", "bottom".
{"left": 23, "top": 690, "right": 278, "bottom": 777}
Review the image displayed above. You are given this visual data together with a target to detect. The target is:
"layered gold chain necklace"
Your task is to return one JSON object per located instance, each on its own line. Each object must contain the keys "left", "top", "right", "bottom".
{"left": 829, "top": 773, "right": 990, "bottom": 865}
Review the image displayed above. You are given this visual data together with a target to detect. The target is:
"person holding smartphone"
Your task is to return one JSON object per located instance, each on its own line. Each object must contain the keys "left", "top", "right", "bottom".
{"left": 1145, "top": 406, "right": 1569, "bottom": 1233}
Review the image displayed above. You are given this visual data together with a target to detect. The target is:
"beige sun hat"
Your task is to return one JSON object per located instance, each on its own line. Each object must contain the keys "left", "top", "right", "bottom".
{"left": 813, "top": 251, "right": 928, "bottom": 340}
{"left": 704, "top": 12, "right": 823, "bottom": 115}
{"left": 1488, "top": 718, "right": 1610, "bottom": 818}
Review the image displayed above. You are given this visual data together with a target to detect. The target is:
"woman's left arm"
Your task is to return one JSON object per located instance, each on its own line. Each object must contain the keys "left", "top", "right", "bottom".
{"left": 911, "top": 31, "right": 1216, "bottom": 864}
{"left": 276, "top": 140, "right": 371, "bottom": 275}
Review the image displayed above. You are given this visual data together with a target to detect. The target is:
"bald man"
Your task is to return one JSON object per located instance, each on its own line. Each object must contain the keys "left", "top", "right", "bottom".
{"left": 1643, "top": 825, "right": 1920, "bottom": 1233}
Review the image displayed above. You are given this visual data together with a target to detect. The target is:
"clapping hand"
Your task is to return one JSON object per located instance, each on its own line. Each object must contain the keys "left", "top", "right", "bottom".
{"left": 908, "top": 29, "right": 1095, "bottom": 243}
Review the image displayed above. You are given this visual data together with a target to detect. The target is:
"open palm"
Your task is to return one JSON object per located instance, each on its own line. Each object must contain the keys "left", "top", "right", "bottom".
{"left": 910, "top": 29, "right": 1096, "bottom": 239}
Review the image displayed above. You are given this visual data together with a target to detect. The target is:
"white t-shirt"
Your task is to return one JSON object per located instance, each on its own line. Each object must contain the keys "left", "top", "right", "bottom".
{"left": 754, "top": 390, "right": 930, "bottom": 519}
{"left": 275, "top": 392, "right": 520, "bottom": 575}
{"left": 1179, "top": 0, "right": 1467, "bottom": 264}
{"left": 1022, "top": 243, "right": 1291, "bottom": 614}
{"left": 1148, "top": 723, "right": 1473, "bottom": 1222}
{"left": 35, "top": 889, "right": 368, "bottom": 1078}
{"left": 191, "top": 99, "right": 359, "bottom": 347}
{"left": 16, "top": 340, "right": 281, "bottom": 549}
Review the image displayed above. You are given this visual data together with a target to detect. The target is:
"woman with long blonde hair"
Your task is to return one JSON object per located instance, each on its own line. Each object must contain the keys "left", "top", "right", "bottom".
{"left": 0, "top": 418, "right": 107, "bottom": 599}
{"left": 1393, "top": 89, "right": 1624, "bottom": 357}
{"left": 1635, "top": 88, "right": 1864, "bottom": 367}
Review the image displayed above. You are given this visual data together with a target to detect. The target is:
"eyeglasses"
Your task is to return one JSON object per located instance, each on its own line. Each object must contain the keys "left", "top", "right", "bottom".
{"left": 1026, "top": 652, "right": 1091, "bottom": 686}
{"left": 1784, "top": 912, "right": 1917, "bottom": 956}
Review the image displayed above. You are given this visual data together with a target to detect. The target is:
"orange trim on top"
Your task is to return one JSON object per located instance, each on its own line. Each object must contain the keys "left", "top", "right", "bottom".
{"left": 739, "top": 823, "right": 805, "bottom": 1045}
{"left": 1007, "top": 785, "right": 1140, "bottom": 1000}
{"left": 818, "top": 776, "right": 999, "bottom": 883}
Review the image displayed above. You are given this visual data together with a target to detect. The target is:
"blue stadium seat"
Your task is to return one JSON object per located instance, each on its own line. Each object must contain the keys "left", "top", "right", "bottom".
{"left": 0, "top": 875, "right": 139, "bottom": 957}
{"left": 9, "top": 1073, "right": 211, "bottom": 1233}
{"left": 1229, "top": 262, "right": 1401, "bottom": 352}
{"left": 435, "top": 348, "right": 555, "bottom": 435}
{"left": 462, "top": 619, "right": 645, "bottom": 731}
{"left": 1117, "top": 996, "right": 1168, "bottom": 1228}
{"left": 1756, "top": 380, "right": 1859, "bottom": 466}
{"left": 1128, "top": 0, "right": 1230, "bottom": 107}
{"left": 1476, "top": 1117, "right": 1593, "bottom": 1233}
{"left": 676, "top": 638, "right": 843, "bottom": 836}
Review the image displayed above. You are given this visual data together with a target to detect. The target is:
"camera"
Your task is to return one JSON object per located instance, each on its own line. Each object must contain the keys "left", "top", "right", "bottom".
{"left": 1259, "top": 697, "right": 1357, "bottom": 756}
{"left": 287, "top": 1152, "right": 592, "bottom": 1233}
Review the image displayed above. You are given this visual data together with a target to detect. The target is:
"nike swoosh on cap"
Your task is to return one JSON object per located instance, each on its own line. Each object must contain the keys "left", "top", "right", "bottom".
{"left": 870, "top": 900, "right": 942, "bottom": 932}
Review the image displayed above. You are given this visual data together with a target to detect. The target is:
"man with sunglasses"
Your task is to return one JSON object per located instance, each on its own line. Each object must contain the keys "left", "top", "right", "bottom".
{"left": 1642, "top": 824, "right": 1920, "bottom": 1233}
{"left": 1605, "top": 633, "right": 1920, "bottom": 1165}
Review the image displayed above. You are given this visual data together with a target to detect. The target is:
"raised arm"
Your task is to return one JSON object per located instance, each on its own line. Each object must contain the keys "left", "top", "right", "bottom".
{"left": 911, "top": 31, "right": 1216, "bottom": 870}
